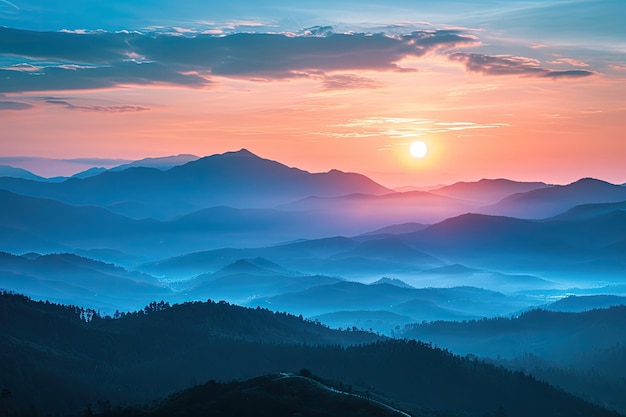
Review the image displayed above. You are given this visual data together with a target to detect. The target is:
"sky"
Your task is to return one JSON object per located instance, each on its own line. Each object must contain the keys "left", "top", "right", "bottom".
{"left": 1, "top": 0, "right": 625, "bottom": 187}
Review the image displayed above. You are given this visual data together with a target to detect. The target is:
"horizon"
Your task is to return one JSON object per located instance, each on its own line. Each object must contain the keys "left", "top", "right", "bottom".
{"left": 1, "top": 148, "right": 624, "bottom": 188}
{"left": 1, "top": 1, "right": 625, "bottom": 187}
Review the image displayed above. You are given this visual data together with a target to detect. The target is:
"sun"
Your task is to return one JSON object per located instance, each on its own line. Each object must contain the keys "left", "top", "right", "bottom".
{"left": 409, "top": 141, "right": 428, "bottom": 158}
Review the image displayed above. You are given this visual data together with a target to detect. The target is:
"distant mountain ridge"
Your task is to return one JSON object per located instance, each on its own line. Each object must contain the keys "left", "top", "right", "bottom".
{"left": 2, "top": 150, "right": 623, "bottom": 227}
{"left": 134, "top": 202, "right": 626, "bottom": 284}
{"left": 0, "top": 189, "right": 403, "bottom": 256}
{"left": 0, "top": 154, "right": 200, "bottom": 181}
{"left": 0, "top": 251, "right": 170, "bottom": 311}
{"left": 0, "top": 164, "right": 46, "bottom": 181}
{"left": 278, "top": 189, "right": 478, "bottom": 225}
{"left": 185, "top": 257, "right": 341, "bottom": 303}
{"left": 110, "top": 153, "right": 200, "bottom": 171}
{"left": 430, "top": 178, "right": 551, "bottom": 203}
{"left": 0, "top": 149, "right": 392, "bottom": 219}
{"left": 401, "top": 306, "right": 626, "bottom": 362}
{"left": 547, "top": 200, "right": 626, "bottom": 222}
{"left": 485, "top": 178, "right": 626, "bottom": 219}
{"left": 248, "top": 281, "right": 532, "bottom": 319}
{"left": 545, "top": 295, "right": 626, "bottom": 312}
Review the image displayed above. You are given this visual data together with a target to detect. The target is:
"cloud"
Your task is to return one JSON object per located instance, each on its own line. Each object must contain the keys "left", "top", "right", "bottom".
{"left": 447, "top": 83, "right": 497, "bottom": 97}
{"left": 62, "top": 157, "right": 132, "bottom": 165}
{"left": 1, "top": 26, "right": 595, "bottom": 94}
{"left": 0, "top": 27, "right": 133, "bottom": 63}
{"left": 1, "top": 63, "right": 44, "bottom": 72}
{"left": 0, "top": 27, "right": 479, "bottom": 92}
{"left": 547, "top": 58, "right": 589, "bottom": 67}
{"left": 0, "top": 100, "right": 34, "bottom": 110}
{"left": 322, "top": 116, "right": 507, "bottom": 139}
{"left": 0, "top": 61, "right": 209, "bottom": 93}
{"left": 45, "top": 99, "right": 149, "bottom": 112}
{"left": 449, "top": 53, "right": 595, "bottom": 78}
{"left": 0, "top": 0, "right": 18, "bottom": 12}
{"left": 320, "top": 74, "right": 383, "bottom": 91}
{"left": 131, "top": 30, "right": 479, "bottom": 76}
{"left": 543, "top": 70, "right": 595, "bottom": 79}
{"left": 298, "top": 26, "right": 335, "bottom": 37}
{"left": 0, "top": 157, "right": 132, "bottom": 172}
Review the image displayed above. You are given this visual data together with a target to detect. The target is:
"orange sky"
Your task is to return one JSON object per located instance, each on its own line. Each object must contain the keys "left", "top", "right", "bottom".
{"left": 3, "top": 65, "right": 625, "bottom": 187}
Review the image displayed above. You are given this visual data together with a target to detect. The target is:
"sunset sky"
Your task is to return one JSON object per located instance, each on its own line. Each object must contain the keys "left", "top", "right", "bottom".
{"left": 1, "top": 0, "right": 625, "bottom": 187}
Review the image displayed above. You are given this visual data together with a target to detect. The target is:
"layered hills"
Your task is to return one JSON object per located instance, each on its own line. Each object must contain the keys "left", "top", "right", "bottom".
{"left": 1, "top": 149, "right": 626, "bottom": 416}
{"left": 2, "top": 149, "right": 625, "bottom": 323}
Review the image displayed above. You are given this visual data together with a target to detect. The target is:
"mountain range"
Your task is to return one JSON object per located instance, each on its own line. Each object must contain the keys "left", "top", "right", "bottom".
{"left": 0, "top": 149, "right": 391, "bottom": 219}
{"left": 2, "top": 149, "right": 626, "bottom": 416}
{"left": 2, "top": 149, "right": 624, "bottom": 313}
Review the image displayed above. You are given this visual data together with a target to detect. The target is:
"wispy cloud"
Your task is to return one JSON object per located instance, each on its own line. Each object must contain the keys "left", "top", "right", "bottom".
{"left": 44, "top": 98, "right": 149, "bottom": 112}
{"left": 0, "top": 100, "right": 34, "bottom": 110}
{"left": 449, "top": 53, "right": 595, "bottom": 78}
{"left": 62, "top": 157, "right": 132, "bottom": 165}
{"left": 321, "top": 117, "right": 508, "bottom": 139}
{"left": 446, "top": 83, "right": 498, "bottom": 97}
{"left": 0, "top": 61, "right": 209, "bottom": 93}
{"left": 319, "top": 74, "right": 383, "bottom": 91}
{"left": 608, "top": 63, "right": 626, "bottom": 72}
{"left": 0, "top": 156, "right": 131, "bottom": 169}
{"left": 547, "top": 58, "right": 589, "bottom": 67}
{"left": 0, "top": 0, "right": 18, "bottom": 11}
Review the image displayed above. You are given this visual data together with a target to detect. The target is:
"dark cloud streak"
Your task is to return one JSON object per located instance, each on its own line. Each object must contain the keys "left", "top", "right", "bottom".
{"left": 0, "top": 61, "right": 209, "bottom": 93}
{"left": 320, "top": 74, "right": 383, "bottom": 90}
{"left": 0, "top": 27, "right": 133, "bottom": 63}
{"left": 449, "top": 52, "right": 595, "bottom": 79}
{"left": 0, "top": 100, "right": 34, "bottom": 110}
{"left": 542, "top": 69, "right": 594, "bottom": 79}
{"left": 45, "top": 99, "right": 149, "bottom": 112}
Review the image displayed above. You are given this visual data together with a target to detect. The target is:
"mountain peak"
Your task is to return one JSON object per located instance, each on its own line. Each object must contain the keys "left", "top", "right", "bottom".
{"left": 568, "top": 177, "right": 614, "bottom": 187}
{"left": 429, "top": 178, "right": 550, "bottom": 204}
{"left": 327, "top": 168, "right": 344, "bottom": 174}
{"left": 214, "top": 257, "right": 286, "bottom": 276}
{"left": 226, "top": 148, "right": 258, "bottom": 157}
{"left": 371, "top": 277, "right": 415, "bottom": 289}
{"left": 190, "top": 148, "right": 268, "bottom": 166}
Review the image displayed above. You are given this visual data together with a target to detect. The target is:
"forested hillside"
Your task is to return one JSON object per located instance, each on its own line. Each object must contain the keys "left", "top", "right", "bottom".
{"left": 0, "top": 292, "right": 620, "bottom": 417}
